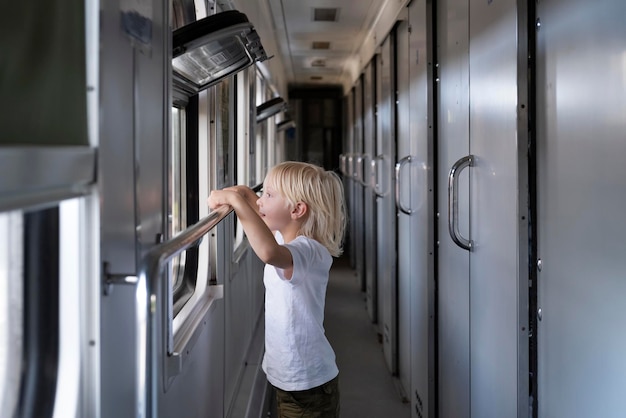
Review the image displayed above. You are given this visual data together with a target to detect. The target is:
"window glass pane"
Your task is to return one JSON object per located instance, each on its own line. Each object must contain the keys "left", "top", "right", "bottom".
{"left": 255, "top": 77, "right": 268, "bottom": 182}
{"left": 22, "top": 207, "right": 60, "bottom": 415}
{"left": 248, "top": 70, "right": 257, "bottom": 187}
{"left": 255, "top": 73, "right": 264, "bottom": 107}
{"left": 234, "top": 70, "right": 254, "bottom": 249}
{"left": 216, "top": 77, "right": 232, "bottom": 188}
{"left": 170, "top": 107, "right": 187, "bottom": 293}
{"left": 0, "top": 211, "right": 23, "bottom": 417}
{"left": 171, "top": 93, "right": 205, "bottom": 327}
{"left": 265, "top": 86, "right": 275, "bottom": 170}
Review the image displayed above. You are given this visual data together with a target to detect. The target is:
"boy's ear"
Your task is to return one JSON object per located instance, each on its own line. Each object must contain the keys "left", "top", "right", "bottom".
{"left": 291, "top": 202, "right": 308, "bottom": 219}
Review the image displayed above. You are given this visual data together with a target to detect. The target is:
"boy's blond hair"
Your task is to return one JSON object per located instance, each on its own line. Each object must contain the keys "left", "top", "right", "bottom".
{"left": 264, "top": 161, "right": 346, "bottom": 257}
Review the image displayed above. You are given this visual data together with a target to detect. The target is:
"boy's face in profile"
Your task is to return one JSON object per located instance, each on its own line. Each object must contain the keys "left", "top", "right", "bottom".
{"left": 257, "top": 183, "right": 293, "bottom": 232}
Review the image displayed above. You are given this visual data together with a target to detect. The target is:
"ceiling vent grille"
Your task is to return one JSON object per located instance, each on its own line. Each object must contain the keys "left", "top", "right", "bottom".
{"left": 312, "top": 41, "right": 331, "bottom": 50}
{"left": 313, "top": 8, "right": 338, "bottom": 22}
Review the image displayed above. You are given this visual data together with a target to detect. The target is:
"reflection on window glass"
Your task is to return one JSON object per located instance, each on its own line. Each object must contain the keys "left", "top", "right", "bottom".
{"left": 0, "top": 211, "right": 22, "bottom": 418}
{"left": 264, "top": 86, "right": 274, "bottom": 171}
{"left": 234, "top": 69, "right": 257, "bottom": 251}
{"left": 170, "top": 97, "right": 200, "bottom": 317}
{"left": 248, "top": 71, "right": 257, "bottom": 187}
{"left": 255, "top": 76, "right": 268, "bottom": 183}
{"left": 170, "top": 107, "right": 187, "bottom": 293}
{"left": 234, "top": 73, "right": 244, "bottom": 248}
{"left": 217, "top": 77, "right": 232, "bottom": 188}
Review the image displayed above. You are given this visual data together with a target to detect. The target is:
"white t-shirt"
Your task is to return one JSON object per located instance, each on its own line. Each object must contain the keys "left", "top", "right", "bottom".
{"left": 262, "top": 232, "right": 338, "bottom": 391}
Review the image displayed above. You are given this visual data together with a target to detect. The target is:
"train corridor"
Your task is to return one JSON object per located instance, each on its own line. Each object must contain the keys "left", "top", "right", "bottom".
{"left": 323, "top": 255, "right": 410, "bottom": 417}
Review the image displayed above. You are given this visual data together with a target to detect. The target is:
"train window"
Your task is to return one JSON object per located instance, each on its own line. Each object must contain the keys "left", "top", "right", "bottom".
{"left": 170, "top": 107, "right": 188, "bottom": 294}
{"left": 0, "top": 211, "right": 23, "bottom": 417}
{"left": 1, "top": 200, "right": 96, "bottom": 417}
{"left": 19, "top": 206, "right": 61, "bottom": 417}
{"left": 265, "top": 86, "right": 277, "bottom": 170}
{"left": 234, "top": 71, "right": 248, "bottom": 250}
{"left": 169, "top": 3, "right": 206, "bottom": 318}
{"left": 255, "top": 76, "right": 269, "bottom": 181}
{"left": 232, "top": 66, "right": 262, "bottom": 253}
{"left": 247, "top": 69, "right": 257, "bottom": 188}
{"left": 216, "top": 77, "right": 234, "bottom": 189}
{"left": 169, "top": 101, "right": 202, "bottom": 316}
{"left": 170, "top": 89, "right": 211, "bottom": 333}
{"left": 252, "top": 72, "right": 263, "bottom": 185}
{"left": 56, "top": 198, "right": 87, "bottom": 418}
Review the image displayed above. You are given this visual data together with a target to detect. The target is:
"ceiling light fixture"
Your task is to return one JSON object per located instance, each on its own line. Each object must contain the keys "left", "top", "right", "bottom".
{"left": 277, "top": 119, "right": 296, "bottom": 132}
{"left": 256, "top": 97, "right": 288, "bottom": 123}
{"left": 172, "top": 10, "right": 267, "bottom": 95}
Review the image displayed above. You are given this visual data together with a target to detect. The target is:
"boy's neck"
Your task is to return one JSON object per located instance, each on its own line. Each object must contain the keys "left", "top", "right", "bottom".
{"left": 280, "top": 221, "right": 303, "bottom": 244}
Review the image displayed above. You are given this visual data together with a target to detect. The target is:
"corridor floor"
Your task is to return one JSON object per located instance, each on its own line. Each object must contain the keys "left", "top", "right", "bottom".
{"left": 323, "top": 255, "right": 410, "bottom": 418}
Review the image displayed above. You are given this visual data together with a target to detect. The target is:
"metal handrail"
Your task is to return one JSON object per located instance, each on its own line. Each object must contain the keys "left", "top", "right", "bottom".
{"left": 135, "top": 204, "right": 233, "bottom": 417}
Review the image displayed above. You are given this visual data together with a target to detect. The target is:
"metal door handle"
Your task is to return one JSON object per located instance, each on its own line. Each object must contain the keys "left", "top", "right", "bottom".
{"left": 357, "top": 154, "right": 371, "bottom": 187}
{"left": 448, "top": 155, "right": 473, "bottom": 251}
{"left": 339, "top": 154, "right": 347, "bottom": 176}
{"left": 371, "top": 154, "right": 386, "bottom": 197}
{"left": 355, "top": 155, "right": 364, "bottom": 184}
{"left": 395, "top": 155, "right": 414, "bottom": 215}
{"left": 347, "top": 154, "right": 355, "bottom": 181}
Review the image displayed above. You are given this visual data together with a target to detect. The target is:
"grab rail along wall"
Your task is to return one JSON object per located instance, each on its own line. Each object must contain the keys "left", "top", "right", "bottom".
{"left": 107, "top": 204, "right": 233, "bottom": 417}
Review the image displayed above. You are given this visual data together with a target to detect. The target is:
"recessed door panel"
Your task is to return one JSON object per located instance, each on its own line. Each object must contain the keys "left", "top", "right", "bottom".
{"left": 363, "top": 61, "right": 378, "bottom": 322}
{"left": 375, "top": 32, "right": 398, "bottom": 373}
{"left": 468, "top": 0, "right": 524, "bottom": 415}
{"left": 407, "top": 1, "right": 435, "bottom": 416}
{"left": 353, "top": 78, "right": 366, "bottom": 292}
{"left": 396, "top": 18, "right": 412, "bottom": 398}
{"left": 436, "top": 0, "right": 471, "bottom": 415}
{"left": 437, "top": 0, "right": 527, "bottom": 416}
{"left": 536, "top": 1, "right": 626, "bottom": 416}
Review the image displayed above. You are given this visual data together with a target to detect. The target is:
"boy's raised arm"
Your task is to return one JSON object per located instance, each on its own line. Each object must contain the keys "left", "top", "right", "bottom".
{"left": 207, "top": 189, "right": 293, "bottom": 269}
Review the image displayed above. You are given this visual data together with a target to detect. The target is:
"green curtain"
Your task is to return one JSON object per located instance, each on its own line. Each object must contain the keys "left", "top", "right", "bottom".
{"left": 0, "top": 0, "right": 88, "bottom": 146}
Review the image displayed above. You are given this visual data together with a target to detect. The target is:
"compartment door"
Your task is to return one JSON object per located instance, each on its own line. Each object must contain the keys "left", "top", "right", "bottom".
{"left": 363, "top": 60, "right": 378, "bottom": 323}
{"left": 353, "top": 78, "right": 366, "bottom": 292}
{"left": 536, "top": 1, "right": 626, "bottom": 416}
{"left": 375, "top": 31, "right": 398, "bottom": 373}
{"left": 467, "top": 0, "right": 526, "bottom": 416}
{"left": 436, "top": 0, "right": 471, "bottom": 414}
{"left": 396, "top": 17, "right": 413, "bottom": 399}
{"left": 406, "top": 1, "right": 436, "bottom": 416}
{"left": 437, "top": 0, "right": 528, "bottom": 416}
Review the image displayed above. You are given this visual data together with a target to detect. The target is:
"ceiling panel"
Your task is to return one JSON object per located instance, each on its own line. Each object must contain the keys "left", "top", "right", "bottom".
{"left": 265, "top": 0, "right": 387, "bottom": 87}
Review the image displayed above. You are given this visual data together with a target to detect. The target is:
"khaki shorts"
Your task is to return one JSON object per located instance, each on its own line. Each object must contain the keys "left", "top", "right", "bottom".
{"left": 273, "top": 376, "right": 340, "bottom": 418}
